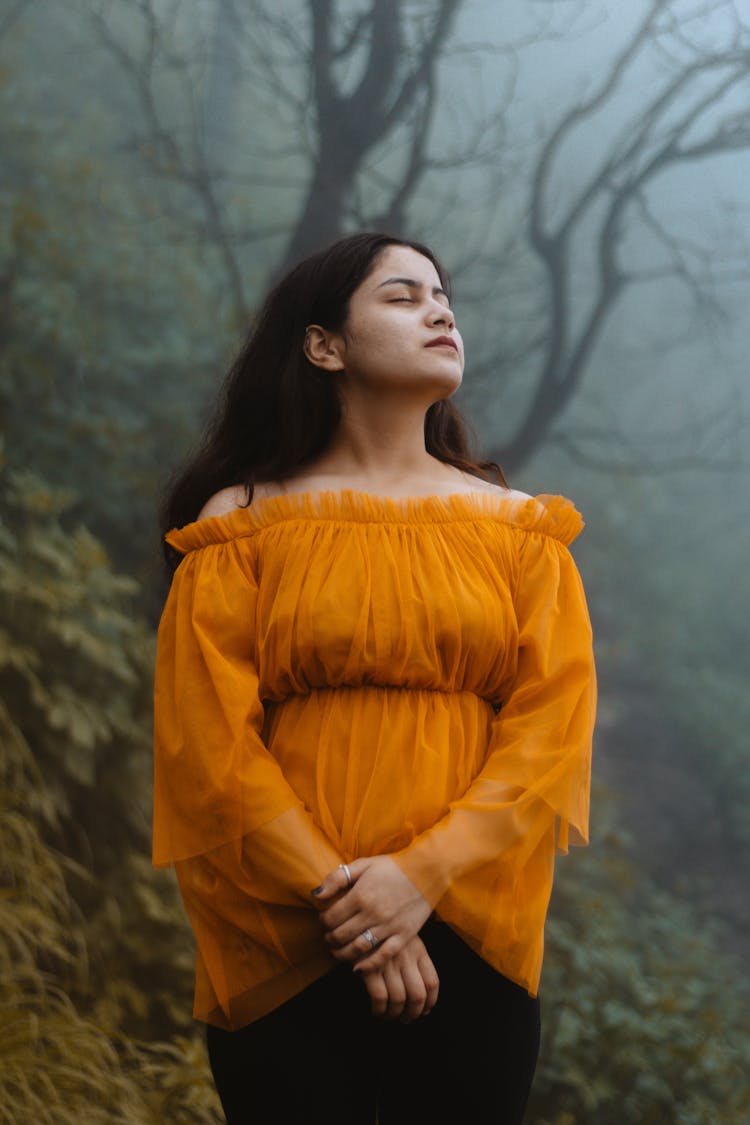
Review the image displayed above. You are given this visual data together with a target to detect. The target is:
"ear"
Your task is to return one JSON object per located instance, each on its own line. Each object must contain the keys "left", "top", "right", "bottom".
{"left": 304, "top": 325, "right": 345, "bottom": 372}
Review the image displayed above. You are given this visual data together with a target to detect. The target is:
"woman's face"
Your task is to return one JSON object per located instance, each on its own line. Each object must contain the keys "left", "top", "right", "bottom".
{"left": 336, "top": 244, "right": 464, "bottom": 398}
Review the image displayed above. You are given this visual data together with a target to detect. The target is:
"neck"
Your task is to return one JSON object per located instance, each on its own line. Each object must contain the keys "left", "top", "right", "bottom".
{"left": 313, "top": 393, "right": 445, "bottom": 484}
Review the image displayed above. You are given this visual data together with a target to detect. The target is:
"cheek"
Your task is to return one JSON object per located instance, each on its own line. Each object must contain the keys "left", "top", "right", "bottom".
{"left": 347, "top": 314, "right": 389, "bottom": 347}
{"left": 351, "top": 323, "right": 406, "bottom": 363}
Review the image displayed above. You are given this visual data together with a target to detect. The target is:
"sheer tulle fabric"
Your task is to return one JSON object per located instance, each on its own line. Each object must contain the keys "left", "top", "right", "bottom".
{"left": 153, "top": 491, "right": 595, "bottom": 1029}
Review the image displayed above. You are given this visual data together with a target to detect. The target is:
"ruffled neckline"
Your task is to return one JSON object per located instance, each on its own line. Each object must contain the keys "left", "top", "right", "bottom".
{"left": 165, "top": 489, "right": 584, "bottom": 555}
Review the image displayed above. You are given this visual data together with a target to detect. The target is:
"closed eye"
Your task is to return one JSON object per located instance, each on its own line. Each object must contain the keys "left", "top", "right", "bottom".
{"left": 388, "top": 297, "right": 414, "bottom": 303}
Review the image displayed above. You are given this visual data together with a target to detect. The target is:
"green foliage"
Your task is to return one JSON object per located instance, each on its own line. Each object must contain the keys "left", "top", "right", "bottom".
{"left": 530, "top": 799, "right": 750, "bottom": 1124}
{"left": 0, "top": 731, "right": 221, "bottom": 1123}
{"left": 0, "top": 464, "right": 196, "bottom": 1036}
{"left": 0, "top": 463, "right": 223, "bottom": 1119}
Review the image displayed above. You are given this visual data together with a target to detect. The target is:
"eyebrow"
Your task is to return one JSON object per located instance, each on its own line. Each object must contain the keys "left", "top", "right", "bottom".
{"left": 375, "top": 277, "right": 450, "bottom": 300}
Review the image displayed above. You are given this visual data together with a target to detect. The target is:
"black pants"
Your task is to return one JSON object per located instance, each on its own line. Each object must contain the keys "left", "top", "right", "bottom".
{"left": 206, "top": 918, "right": 540, "bottom": 1125}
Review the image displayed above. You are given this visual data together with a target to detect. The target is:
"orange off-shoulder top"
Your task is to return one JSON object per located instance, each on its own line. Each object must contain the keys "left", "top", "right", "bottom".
{"left": 153, "top": 490, "right": 596, "bottom": 1030}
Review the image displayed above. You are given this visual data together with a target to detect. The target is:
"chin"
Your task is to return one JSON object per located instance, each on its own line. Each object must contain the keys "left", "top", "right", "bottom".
{"left": 432, "top": 371, "right": 463, "bottom": 398}
{"left": 376, "top": 365, "right": 463, "bottom": 399}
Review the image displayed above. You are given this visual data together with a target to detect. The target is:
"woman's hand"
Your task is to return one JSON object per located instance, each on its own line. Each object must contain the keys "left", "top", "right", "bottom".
{"left": 312, "top": 855, "right": 433, "bottom": 972}
{"left": 359, "top": 935, "right": 439, "bottom": 1022}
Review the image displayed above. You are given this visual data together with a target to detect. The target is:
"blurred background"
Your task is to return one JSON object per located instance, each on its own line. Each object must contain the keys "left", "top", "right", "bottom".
{"left": 1, "top": 1, "right": 748, "bottom": 1121}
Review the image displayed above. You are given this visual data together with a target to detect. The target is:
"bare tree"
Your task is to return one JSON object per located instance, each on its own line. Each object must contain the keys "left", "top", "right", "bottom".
{"left": 88, "top": 0, "right": 254, "bottom": 320}
{"left": 87, "top": 0, "right": 486, "bottom": 318}
{"left": 88, "top": 0, "right": 750, "bottom": 471}
{"left": 494, "top": 0, "right": 750, "bottom": 470}
{"left": 275, "top": 0, "right": 463, "bottom": 271}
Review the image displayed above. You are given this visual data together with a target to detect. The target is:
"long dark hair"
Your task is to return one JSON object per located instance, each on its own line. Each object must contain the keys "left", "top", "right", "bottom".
{"left": 161, "top": 232, "right": 506, "bottom": 555}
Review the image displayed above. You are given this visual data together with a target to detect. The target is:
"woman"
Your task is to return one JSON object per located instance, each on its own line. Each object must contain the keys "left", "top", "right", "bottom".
{"left": 153, "top": 232, "right": 596, "bottom": 1124}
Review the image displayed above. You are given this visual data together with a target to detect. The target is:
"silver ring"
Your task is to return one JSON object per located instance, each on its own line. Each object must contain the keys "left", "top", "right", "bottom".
{"left": 362, "top": 928, "right": 379, "bottom": 950}
{"left": 338, "top": 863, "right": 353, "bottom": 888}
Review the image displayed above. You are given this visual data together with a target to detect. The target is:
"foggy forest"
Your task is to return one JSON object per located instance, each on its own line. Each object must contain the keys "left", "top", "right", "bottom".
{"left": 1, "top": 0, "right": 749, "bottom": 1121}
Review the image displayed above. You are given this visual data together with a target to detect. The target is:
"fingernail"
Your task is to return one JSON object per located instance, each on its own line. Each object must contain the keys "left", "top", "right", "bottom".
{"left": 311, "top": 885, "right": 323, "bottom": 896}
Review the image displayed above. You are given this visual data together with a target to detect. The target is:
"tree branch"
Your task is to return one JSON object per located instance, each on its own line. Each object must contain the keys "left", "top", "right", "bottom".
{"left": 504, "top": 3, "right": 750, "bottom": 470}
{"left": 88, "top": 0, "right": 248, "bottom": 321}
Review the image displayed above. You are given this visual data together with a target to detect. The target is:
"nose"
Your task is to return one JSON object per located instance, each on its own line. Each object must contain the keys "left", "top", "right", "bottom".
{"left": 427, "top": 301, "right": 455, "bottom": 331}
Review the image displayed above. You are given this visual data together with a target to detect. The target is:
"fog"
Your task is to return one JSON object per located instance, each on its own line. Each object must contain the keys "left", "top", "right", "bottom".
{"left": 1, "top": 1, "right": 748, "bottom": 1119}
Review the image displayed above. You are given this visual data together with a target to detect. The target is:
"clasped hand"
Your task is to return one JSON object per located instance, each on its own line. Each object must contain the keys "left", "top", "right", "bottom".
{"left": 312, "top": 855, "right": 433, "bottom": 971}
{"left": 312, "top": 855, "right": 437, "bottom": 1021}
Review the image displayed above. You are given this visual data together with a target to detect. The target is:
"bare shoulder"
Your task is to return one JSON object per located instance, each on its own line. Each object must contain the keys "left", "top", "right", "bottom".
{"left": 196, "top": 480, "right": 292, "bottom": 521}
{"left": 470, "top": 478, "right": 534, "bottom": 503}
{"left": 501, "top": 487, "right": 534, "bottom": 503}
{"left": 197, "top": 484, "right": 250, "bottom": 521}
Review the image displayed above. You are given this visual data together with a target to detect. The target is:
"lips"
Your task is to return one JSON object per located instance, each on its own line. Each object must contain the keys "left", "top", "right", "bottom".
{"left": 426, "top": 336, "right": 458, "bottom": 351}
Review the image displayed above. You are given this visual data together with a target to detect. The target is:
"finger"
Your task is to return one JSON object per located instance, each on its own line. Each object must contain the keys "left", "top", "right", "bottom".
{"left": 322, "top": 909, "right": 368, "bottom": 948}
{"left": 328, "top": 923, "right": 387, "bottom": 963}
{"left": 418, "top": 954, "right": 440, "bottom": 1015}
{"left": 326, "top": 920, "right": 386, "bottom": 957}
{"left": 352, "top": 934, "right": 404, "bottom": 974}
{"left": 399, "top": 959, "right": 427, "bottom": 1023}
{"left": 329, "top": 942, "right": 364, "bottom": 964}
{"left": 321, "top": 905, "right": 368, "bottom": 941}
{"left": 383, "top": 959, "right": 406, "bottom": 1021}
{"left": 318, "top": 857, "right": 374, "bottom": 922}
{"left": 311, "top": 861, "right": 361, "bottom": 903}
{"left": 361, "top": 971, "right": 389, "bottom": 1019}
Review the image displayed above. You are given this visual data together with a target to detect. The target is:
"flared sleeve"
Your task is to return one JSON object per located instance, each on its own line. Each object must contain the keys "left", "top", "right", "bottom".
{"left": 391, "top": 520, "right": 596, "bottom": 906}
{"left": 153, "top": 522, "right": 342, "bottom": 904}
